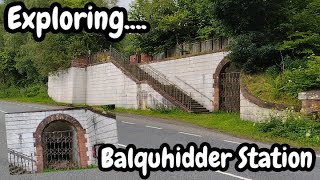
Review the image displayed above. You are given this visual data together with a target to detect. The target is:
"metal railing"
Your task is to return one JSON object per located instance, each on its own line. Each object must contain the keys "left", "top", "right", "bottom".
{"left": 8, "top": 148, "right": 36, "bottom": 174}
{"left": 87, "top": 50, "right": 111, "bottom": 65}
{"left": 153, "top": 37, "right": 230, "bottom": 60}
{"left": 175, "top": 76, "right": 213, "bottom": 103}
{"left": 107, "top": 47, "right": 194, "bottom": 111}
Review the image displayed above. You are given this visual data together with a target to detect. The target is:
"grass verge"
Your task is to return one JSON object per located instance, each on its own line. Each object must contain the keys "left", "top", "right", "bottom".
{"left": 0, "top": 84, "right": 68, "bottom": 106}
{"left": 0, "top": 96, "right": 68, "bottom": 106}
{"left": 43, "top": 165, "right": 97, "bottom": 173}
{"left": 112, "top": 108, "right": 320, "bottom": 151}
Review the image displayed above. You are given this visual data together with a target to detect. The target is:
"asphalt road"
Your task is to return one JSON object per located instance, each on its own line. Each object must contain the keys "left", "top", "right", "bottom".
{"left": 0, "top": 101, "right": 319, "bottom": 180}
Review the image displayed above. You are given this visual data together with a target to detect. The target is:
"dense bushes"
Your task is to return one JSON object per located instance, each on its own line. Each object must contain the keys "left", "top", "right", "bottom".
{"left": 257, "top": 110, "right": 320, "bottom": 146}
{"left": 283, "top": 56, "right": 320, "bottom": 96}
{"left": 0, "top": 84, "right": 48, "bottom": 99}
{"left": 243, "top": 56, "right": 320, "bottom": 106}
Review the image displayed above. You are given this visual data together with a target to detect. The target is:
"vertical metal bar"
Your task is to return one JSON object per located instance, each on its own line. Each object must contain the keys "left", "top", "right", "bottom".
{"left": 31, "top": 153, "right": 33, "bottom": 172}
{"left": 189, "top": 93, "right": 191, "bottom": 109}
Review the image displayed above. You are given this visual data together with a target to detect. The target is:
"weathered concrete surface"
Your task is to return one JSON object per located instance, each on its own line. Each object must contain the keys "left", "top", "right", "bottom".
{"left": 48, "top": 52, "right": 229, "bottom": 111}
{"left": 299, "top": 90, "right": 320, "bottom": 114}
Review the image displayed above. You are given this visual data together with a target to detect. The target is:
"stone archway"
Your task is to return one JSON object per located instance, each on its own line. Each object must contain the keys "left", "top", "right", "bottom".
{"left": 213, "top": 58, "right": 231, "bottom": 111}
{"left": 213, "top": 58, "right": 240, "bottom": 112}
{"left": 34, "top": 114, "right": 88, "bottom": 172}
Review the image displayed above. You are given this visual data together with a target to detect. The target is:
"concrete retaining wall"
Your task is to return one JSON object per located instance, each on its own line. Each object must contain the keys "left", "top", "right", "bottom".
{"left": 48, "top": 52, "right": 228, "bottom": 111}
{"left": 140, "top": 52, "right": 228, "bottom": 111}
{"left": 138, "top": 83, "right": 175, "bottom": 109}
{"left": 240, "top": 90, "right": 285, "bottom": 122}
{"left": 86, "top": 63, "right": 139, "bottom": 108}
{"left": 48, "top": 68, "right": 86, "bottom": 104}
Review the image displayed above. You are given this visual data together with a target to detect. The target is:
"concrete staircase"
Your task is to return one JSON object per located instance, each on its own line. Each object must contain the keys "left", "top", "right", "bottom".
{"left": 8, "top": 148, "right": 36, "bottom": 175}
{"left": 108, "top": 48, "right": 209, "bottom": 113}
{"left": 9, "top": 164, "right": 32, "bottom": 175}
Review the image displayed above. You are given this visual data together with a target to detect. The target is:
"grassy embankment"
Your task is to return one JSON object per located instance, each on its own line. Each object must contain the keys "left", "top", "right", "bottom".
{"left": 241, "top": 73, "right": 301, "bottom": 107}
{"left": 0, "top": 84, "right": 67, "bottom": 106}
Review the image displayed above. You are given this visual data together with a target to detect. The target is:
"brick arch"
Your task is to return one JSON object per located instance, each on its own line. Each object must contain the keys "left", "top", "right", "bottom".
{"left": 34, "top": 113, "right": 88, "bottom": 172}
{"left": 213, "top": 58, "right": 231, "bottom": 111}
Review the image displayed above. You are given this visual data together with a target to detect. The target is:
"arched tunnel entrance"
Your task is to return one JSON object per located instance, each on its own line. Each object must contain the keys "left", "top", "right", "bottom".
{"left": 42, "top": 121, "right": 79, "bottom": 169}
{"left": 35, "top": 113, "right": 89, "bottom": 172}
{"left": 214, "top": 58, "right": 240, "bottom": 112}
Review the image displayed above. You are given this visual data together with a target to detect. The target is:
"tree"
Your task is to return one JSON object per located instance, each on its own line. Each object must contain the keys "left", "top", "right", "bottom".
{"left": 213, "top": 0, "right": 290, "bottom": 72}
{"left": 128, "top": 0, "right": 223, "bottom": 55}
{"left": 213, "top": 0, "right": 320, "bottom": 73}
{"left": 0, "top": 0, "right": 117, "bottom": 86}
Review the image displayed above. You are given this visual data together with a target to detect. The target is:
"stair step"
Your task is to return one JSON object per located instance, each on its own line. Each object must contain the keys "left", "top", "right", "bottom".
{"left": 192, "top": 108, "right": 210, "bottom": 111}
{"left": 112, "top": 57, "right": 210, "bottom": 113}
{"left": 190, "top": 107, "right": 208, "bottom": 109}
{"left": 9, "top": 164, "right": 31, "bottom": 175}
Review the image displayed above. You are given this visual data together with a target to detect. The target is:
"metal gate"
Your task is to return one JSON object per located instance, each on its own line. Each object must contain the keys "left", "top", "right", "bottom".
{"left": 43, "top": 130, "right": 77, "bottom": 169}
{"left": 219, "top": 72, "right": 240, "bottom": 112}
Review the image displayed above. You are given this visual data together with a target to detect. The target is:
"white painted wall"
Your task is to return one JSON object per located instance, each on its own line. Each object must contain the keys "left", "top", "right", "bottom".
{"left": 140, "top": 52, "right": 228, "bottom": 111}
{"left": 5, "top": 109, "right": 118, "bottom": 170}
{"left": 240, "top": 90, "right": 284, "bottom": 122}
{"left": 86, "top": 63, "right": 139, "bottom": 108}
{"left": 138, "top": 83, "right": 175, "bottom": 109}
{"left": 48, "top": 68, "right": 86, "bottom": 104}
{"left": 48, "top": 52, "right": 228, "bottom": 111}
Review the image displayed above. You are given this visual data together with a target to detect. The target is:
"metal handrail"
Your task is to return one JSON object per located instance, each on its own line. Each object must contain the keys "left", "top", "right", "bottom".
{"left": 140, "top": 65, "right": 191, "bottom": 96}
{"left": 107, "top": 47, "right": 194, "bottom": 110}
{"left": 175, "top": 76, "right": 213, "bottom": 103}
{"left": 140, "top": 65, "right": 170, "bottom": 83}
{"left": 110, "top": 49, "right": 192, "bottom": 99}
{"left": 8, "top": 148, "right": 36, "bottom": 173}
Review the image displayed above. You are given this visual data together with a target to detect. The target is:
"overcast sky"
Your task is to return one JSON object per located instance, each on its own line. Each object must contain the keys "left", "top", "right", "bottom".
{"left": 118, "top": 0, "right": 133, "bottom": 10}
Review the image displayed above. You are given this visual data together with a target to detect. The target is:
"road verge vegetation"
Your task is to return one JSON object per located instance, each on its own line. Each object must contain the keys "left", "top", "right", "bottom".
{"left": 109, "top": 108, "right": 320, "bottom": 151}
{"left": 0, "top": 84, "right": 66, "bottom": 105}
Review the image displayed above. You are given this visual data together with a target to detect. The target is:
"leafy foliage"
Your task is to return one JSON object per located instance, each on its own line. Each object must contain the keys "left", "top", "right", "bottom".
{"left": 283, "top": 56, "right": 320, "bottom": 96}
{"left": 214, "top": 0, "right": 320, "bottom": 73}
{"left": 128, "top": 0, "right": 225, "bottom": 54}
{"left": 257, "top": 110, "right": 320, "bottom": 145}
{"left": 0, "top": 0, "right": 116, "bottom": 86}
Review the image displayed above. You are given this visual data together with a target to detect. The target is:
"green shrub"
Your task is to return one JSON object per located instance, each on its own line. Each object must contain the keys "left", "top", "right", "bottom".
{"left": 265, "top": 65, "right": 280, "bottom": 78}
{"left": 283, "top": 57, "right": 308, "bottom": 71}
{"left": 0, "top": 84, "right": 48, "bottom": 98}
{"left": 25, "top": 84, "right": 47, "bottom": 97}
{"left": 101, "top": 105, "right": 116, "bottom": 111}
{"left": 152, "top": 105, "right": 174, "bottom": 114}
{"left": 257, "top": 110, "right": 320, "bottom": 146}
{"left": 283, "top": 56, "right": 320, "bottom": 97}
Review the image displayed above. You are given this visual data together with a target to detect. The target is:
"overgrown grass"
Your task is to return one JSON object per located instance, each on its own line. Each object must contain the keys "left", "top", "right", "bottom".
{"left": 241, "top": 74, "right": 301, "bottom": 107}
{"left": 43, "top": 165, "right": 97, "bottom": 173}
{"left": 257, "top": 111, "right": 320, "bottom": 147}
{"left": 112, "top": 108, "right": 320, "bottom": 151}
{"left": 0, "top": 84, "right": 67, "bottom": 106}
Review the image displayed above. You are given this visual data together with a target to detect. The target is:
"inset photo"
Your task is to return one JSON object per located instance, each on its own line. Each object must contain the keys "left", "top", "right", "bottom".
{"left": 5, "top": 108, "right": 118, "bottom": 175}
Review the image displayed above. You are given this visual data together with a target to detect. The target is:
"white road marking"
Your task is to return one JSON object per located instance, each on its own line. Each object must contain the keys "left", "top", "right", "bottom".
{"left": 117, "top": 144, "right": 127, "bottom": 147}
{"left": 316, "top": 155, "right": 320, "bottom": 158}
{"left": 178, "top": 132, "right": 202, "bottom": 137}
{"left": 121, "top": 121, "right": 135, "bottom": 125}
{"left": 146, "top": 125, "right": 162, "bottom": 130}
{"left": 216, "top": 170, "right": 252, "bottom": 180}
{"left": 224, "top": 140, "right": 242, "bottom": 145}
{"left": 0, "top": 109, "right": 7, "bottom": 113}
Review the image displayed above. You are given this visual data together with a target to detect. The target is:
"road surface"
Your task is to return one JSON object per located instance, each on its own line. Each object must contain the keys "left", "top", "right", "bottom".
{"left": 0, "top": 101, "right": 319, "bottom": 180}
